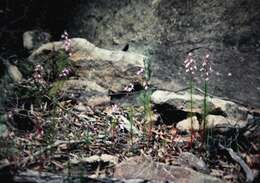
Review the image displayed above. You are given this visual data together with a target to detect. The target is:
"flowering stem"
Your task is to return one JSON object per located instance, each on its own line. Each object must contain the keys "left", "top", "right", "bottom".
{"left": 189, "top": 74, "right": 194, "bottom": 145}
{"left": 203, "top": 79, "right": 208, "bottom": 145}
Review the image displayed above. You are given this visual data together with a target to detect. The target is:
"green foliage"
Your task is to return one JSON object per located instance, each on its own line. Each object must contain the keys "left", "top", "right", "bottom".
{"left": 0, "top": 137, "right": 18, "bottom": 159}
{"left": 84, "top": 129, "right": 94, "bottom": 145}
{"left": 139, "top": 89, "right": 153, "bottom": 123}
{"left": 0, "top": 115, "right": 7, "bottom": 136}
{"left": 43, "top": 109, "right": 58, "bottom": 144}
{"left": 143, "top": 56, "right": 151, "bottom": 81}
{"left": 48, "top": 80, "right": 65, "bottom": 98}
{"left": 139, "top": 54, "right": 154, "bottom": 141}
{"left": 53, "top": 51, "right": 72, "bottom": 75}
{"left": 127, "top": 107, "right": 134, "bottom": 144}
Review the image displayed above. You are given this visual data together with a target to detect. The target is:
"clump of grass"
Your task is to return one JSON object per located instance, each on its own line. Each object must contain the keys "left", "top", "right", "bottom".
{"left": 84, "top": 129, "right": 93, "bottom": 146}
{"left": 138, "top": 56, "right": 154, "bottom": 143}
{"left": 127, "top": 106, "right": 135, "bottom": 146}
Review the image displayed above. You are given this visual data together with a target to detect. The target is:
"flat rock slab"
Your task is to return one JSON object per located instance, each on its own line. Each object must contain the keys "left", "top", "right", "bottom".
{"left": 151, "top": 90, "right": 249, "bottom": 124}
{"left": 114, "top": 156, "right": 224, "bottom": 183}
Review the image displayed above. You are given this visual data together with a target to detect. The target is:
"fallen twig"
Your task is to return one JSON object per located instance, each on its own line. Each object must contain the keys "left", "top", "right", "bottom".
{"left": 219, "top": 143, "right": 255, "bottom": 182}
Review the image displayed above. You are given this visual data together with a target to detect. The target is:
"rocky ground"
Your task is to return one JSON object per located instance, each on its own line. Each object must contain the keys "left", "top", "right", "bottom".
{"left": 0, "top": 0, "right": 260, "bottom": 182}
{"left": 0, "top": 32, "right": 259, "bottom": 183}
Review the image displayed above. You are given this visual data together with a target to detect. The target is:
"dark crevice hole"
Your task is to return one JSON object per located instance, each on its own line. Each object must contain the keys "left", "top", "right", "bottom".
{"left": 9, "top": 110, "right": 35, "bottom": 132}
{"left": 154, "top": 103, "right": 188, "bottom": 125}
{"left": 109, "top": 82, "right": 143, "bottom": 100}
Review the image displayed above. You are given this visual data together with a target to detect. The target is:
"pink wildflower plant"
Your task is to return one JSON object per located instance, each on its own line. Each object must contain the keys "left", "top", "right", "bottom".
{"left": 32, "top": 64, "right": 46, "bottom": 86}
{"left": 136, "top": 67, "right": 150, "bottom": 90}
{"left": 59, "top": 68, "right": 73, "bottom": 78}
{"left": 184, "top": 52, "right": 197, "bottom": 75}
{"left": 111, "top": 104, "right": 120, "bottom": 114}
{"left": 136, "top": 68, "right": 144, "bottom": 75}
{"left": 200, "top": 53, "right": 212, "bottom": 81}
{"left": 124, "top": 83, "right": 134, "bottom": 92}
{"left": 61, "top": 31, "right": 73, "bottom": 56}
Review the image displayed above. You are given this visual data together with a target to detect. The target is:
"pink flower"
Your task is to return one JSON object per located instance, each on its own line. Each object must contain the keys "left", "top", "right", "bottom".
{"left": 136, "top": 68, "right": 144, "bottom": 75}
{"left": 184, "top": 53, "right": 197, "bottom": 75}
{"left": 200, "top": 53, "right": 212, "bottom": 81}
{"left": 124, "top": 83, "right": 134, "bottom": 92}
{"left": 143, "top": 80, "right": 149, "bottom": 90}
{"left": 61, "top": 31, "right": 72, "bottom": 55}
{"left": 112, "top": 104, "right": 119, "bottom": 114}
{"left": 59, "top": 68, "right": 72, "bottom": 78}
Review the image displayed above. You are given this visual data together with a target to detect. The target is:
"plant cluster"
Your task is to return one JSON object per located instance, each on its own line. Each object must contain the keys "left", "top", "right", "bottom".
{"left": 184, "top": 51, "right": 213, "bottom": 147}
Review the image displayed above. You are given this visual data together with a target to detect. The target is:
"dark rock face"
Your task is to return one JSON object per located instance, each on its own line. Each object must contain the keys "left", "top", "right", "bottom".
{"left": 69, "top": 0, "right": 260, "bottom": 107}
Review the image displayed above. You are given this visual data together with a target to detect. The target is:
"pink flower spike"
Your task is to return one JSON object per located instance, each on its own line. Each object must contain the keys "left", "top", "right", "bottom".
{"left": 112, "top": 104, "right": 120, "bottom": 114}
{"left": 136, "top": 68, "right": 144, "bottom": 75}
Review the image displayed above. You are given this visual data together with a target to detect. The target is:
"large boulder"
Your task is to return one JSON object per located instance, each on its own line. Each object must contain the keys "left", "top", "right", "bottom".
{"left": 68, "top": 0, "right": 260, "bottom": 108}
{"left": 29, "top": 38, "right": 145, "bottom": 105}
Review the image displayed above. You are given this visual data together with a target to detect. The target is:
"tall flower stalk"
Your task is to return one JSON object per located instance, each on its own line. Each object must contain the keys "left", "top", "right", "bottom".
{"left": 184, "top": 52, "right": 197, "bottom": 146}
{"left": 200, "top": 53, "right": 212, "bottom": 146}
{"left": 138, "top": 56, "right": 153, "bottom": 143}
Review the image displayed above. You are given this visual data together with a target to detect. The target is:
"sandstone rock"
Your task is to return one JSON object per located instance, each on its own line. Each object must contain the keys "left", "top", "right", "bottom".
{"left": 23, "top": 30, "right": 51, "bottom": 50}
{"left": 29, "top": 38, "right": 145, "bottom": 71}
{"left": 205, "top": 115, "right": 247, "bottom": 129}
{"left": 176, "top": 116, "right": 200, "bottom": 131}
{"left": 0, "top": 114, "right": 8, "bottom": 138}
{"left": 56, "top": 79, "right": 110, "bottom": 106}
{"left": 29, "top": 38, "right": 145, "bottom": 92}
{"left": 151, "top": 90, "right": 248, "bottom": 123}
{"left": 29, "top": 38, "right": 145, "bottom": 106}
{"left": 7, "top": 64, "right": 23, "bottom": 82}
{"left": 114, "top": 156, "right": 224, "bottom": 183}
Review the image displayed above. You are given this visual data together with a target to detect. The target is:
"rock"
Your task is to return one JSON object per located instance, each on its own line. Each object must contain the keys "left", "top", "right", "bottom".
{"left": 68, "top": 0, "right": 260, "bottom": 108}
{"left": 176, "top": 116, "right": 200, "bottom": 131}
{"left": 177, "top": 152, "right": 210, "bottom": 174}
{"left": 205, "top": 115, "right": 247, "bottom": 129}
{"left": 70, "top": 154, "right": 118, "bottom": 165}
{"left": 0, "top": 114, "right": 8, "bottom": 138}
{"left": 23, "top": 30, "right": 51, "bottom": 50}
{"left": 54, "top": 79, "right": 110, "bottom": 106}
{"left": 12, "top": 169, "right": 156, "bottom": 183}
{"left": 29, "top": 38, "right": 144, "bottom": 70}
{"left": 1, "top": 56, "right": 23, "bottom": 82}
{"left": 151, "top": 90, "right": 248, "bottom": 124}
{"left": 114, "top": 156, "right": 224, "bottom": 183}
{"left": 7, "top": 63, "right": 23, "bottom": 82}
{"left": 29, "top": 38, "right": 145, "bottom": 106}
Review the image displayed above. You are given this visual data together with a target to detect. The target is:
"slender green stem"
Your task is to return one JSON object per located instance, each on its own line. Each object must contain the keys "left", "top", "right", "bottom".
{"left": 190, "top": 75, "right": 193, "bottom": 122}
{"left": 129, "top": 107, "right": 134, "bottom": 146}
{"left": 203, "top": 80, "right": 208, "bottom": 146}
{"left": 189, "top": 74, "right": 194, "bottom": 144}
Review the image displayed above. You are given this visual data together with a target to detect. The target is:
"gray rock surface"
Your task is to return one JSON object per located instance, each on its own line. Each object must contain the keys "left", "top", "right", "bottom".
{"left": 151, "top": 90, "right": 249, "bottom": 123}
{"left": 23, "top": 30, "right": 51, "bottom": 50}
{"left": 69, "top": 0, "right": 260, "bottom": 108}
{"left": 114, "top": 156, "right": 224, "bottom": 183}
{"left": 177, "top": 152, "right": 210, "bottom": 174}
